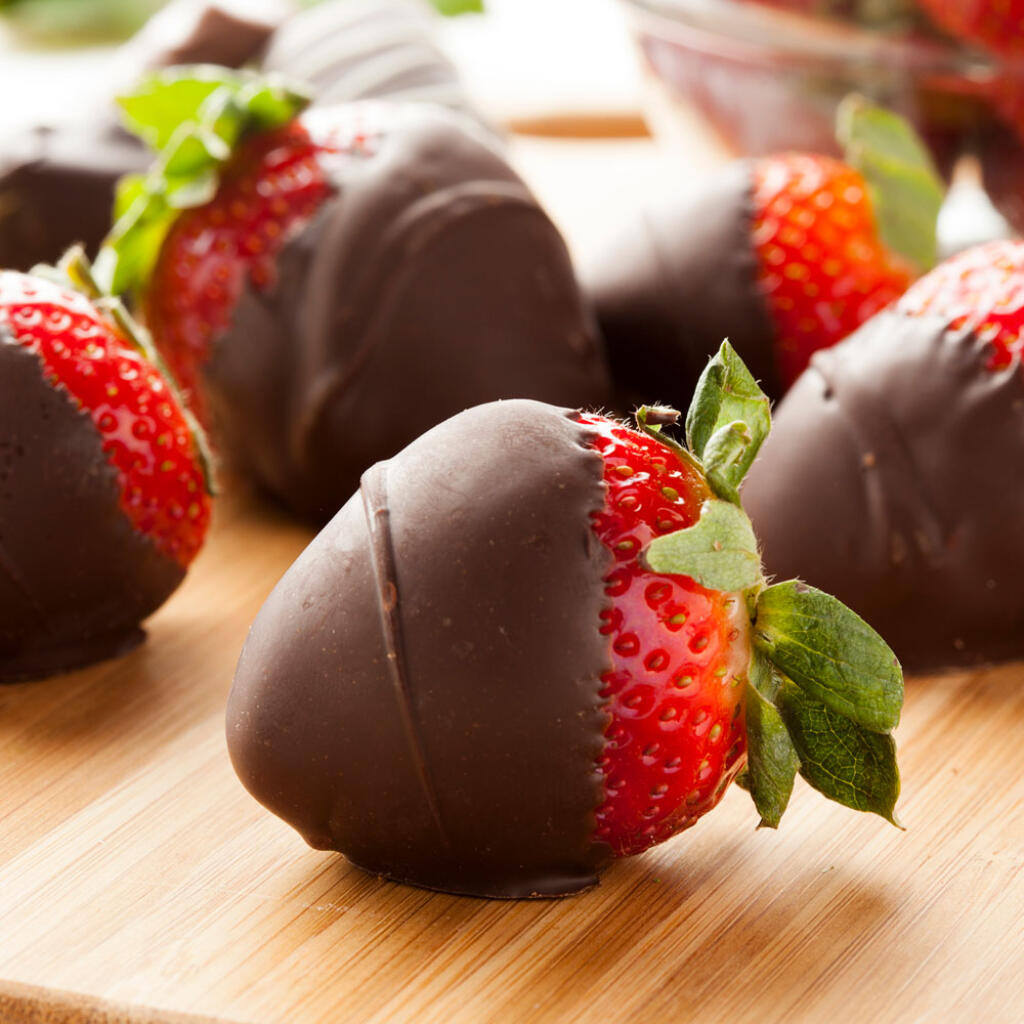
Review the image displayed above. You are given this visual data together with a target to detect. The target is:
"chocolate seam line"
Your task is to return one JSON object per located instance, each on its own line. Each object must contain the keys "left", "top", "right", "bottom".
{"left": 290, "top": 179, "right": 550, "bottom": 470}
{"left": 359, "top": 458, "right": 450, "bottom": 850}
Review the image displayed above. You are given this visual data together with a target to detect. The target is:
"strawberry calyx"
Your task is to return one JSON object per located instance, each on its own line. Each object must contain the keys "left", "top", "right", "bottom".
{"left": 35, "top": 245, "right": 217, "bottom": 496}
{"left": 836, "top": 95, "right": 944, "bottom": 275}
{"left": 95, "top": 66, "right": 312, "bottom": 298}
{"left": 636, "top": 341, "right": 904, "bottom": 828}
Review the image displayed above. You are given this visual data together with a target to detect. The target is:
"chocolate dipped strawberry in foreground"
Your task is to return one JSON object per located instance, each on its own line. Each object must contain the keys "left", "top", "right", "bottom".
{"left": 98, "top": 68, "right": 609, "bottom": 523}
{"left": 584, "top": 99, "right": 943, "bottom": 407}
{"left": 744, "top": 240, "right": 1024, "bottom": 673}
{"left": 0, "top": 250, "right": 212, "bottom": 683}
{"left": 227, "top": 343, "right": 903, "bottom": 898}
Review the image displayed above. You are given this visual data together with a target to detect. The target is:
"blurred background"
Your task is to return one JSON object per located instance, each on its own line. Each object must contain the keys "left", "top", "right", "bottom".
{"left": 0, "top": 0, "right": 1017, "bottom": 259}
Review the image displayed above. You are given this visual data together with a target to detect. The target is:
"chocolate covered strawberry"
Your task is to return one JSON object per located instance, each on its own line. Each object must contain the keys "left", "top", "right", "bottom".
{"left": 97, "top": 67, "right": 610, "bottom": 523}
{"left": 744, "top": 239, "right": 1024, "bottom": 672}
{"left": 227, "top": 343, "right": 903, "bottom": 898}
{"left": 0, "top": 249, "right": 212, "bottom": 682}
{"left": 585, "top": 97, "right": 943, "bottom": 405}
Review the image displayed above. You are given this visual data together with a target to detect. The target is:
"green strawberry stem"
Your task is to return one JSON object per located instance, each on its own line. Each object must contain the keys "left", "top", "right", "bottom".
{"left": 640, "top": 341, "right": 903, "bottom": 829}
{"left": 52, "top": 246, "right": 217, "bottom": 496}
{"left": 837, "top": 95, "right": 944, "bottom": 274}
{"left": 94, "top": 66, "right": 313, "bottom": 299}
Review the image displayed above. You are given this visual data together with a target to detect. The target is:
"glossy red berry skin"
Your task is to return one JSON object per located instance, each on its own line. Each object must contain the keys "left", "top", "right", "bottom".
{"left": 752, "top": 154, "right": 913, "bottom": 388}
{"left": 894, "top": 239, "right": 1024, "bottom": 372}
{"left": 143, "top": 120, "right": 333, "bottom": 424}
{"left": 0, "top": 271, "right": 210, "bottom": 566}
{"left": 581, "top": 414, "right": 751, "bottom": 858}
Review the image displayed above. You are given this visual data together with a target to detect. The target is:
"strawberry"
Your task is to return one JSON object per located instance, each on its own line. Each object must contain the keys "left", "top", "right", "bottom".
{"left": 587, "top": 97, "right": 944, "bottom": 405}
{"left": 916, "top": 0, "right": 1024, "bottom": 57}
{"left": 753, "top": 96, "right": 945, "bottom": 387}
{"left": 227, "top": 342, "right": 904, "bottom": 897}
{"left": 95, "top": 69, "right": 330, "bottom": 424}
{"left": 97, "top": 69, "right": 611, "bottom": 524}
{"left": 0, "top": 249, "right": 213, "bottom": 681}
{"left": 140, "top": 119, "right": 332, "bottom": 424}
{"left": 583, "top": 411, "right": 751, "bottom": 855}
{"left": 752, "top": 150, "right": 918, "bottom": 387}
{"left": 895, "top": 238, "right": 1024, "bottom": 369}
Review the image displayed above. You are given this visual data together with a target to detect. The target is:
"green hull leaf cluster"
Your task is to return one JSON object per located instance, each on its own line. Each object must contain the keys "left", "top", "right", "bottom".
{"left": 96, "top": 67, "right": 312, "bottom": 299}
{"left": 636, "top": 340, "right": 905, "bottom": 833}
{"left": 754, "top": 581, "right": 902, "bottom": 733}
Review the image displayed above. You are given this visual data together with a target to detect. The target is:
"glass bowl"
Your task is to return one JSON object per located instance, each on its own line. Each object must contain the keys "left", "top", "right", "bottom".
{"left": 618, "top": 0, "right": 1023, "bottom": 228}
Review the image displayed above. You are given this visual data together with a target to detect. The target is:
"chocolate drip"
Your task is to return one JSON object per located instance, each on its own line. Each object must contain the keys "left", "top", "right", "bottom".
{"left": 0, "top": 335, "right": 184, "bottom": 683}
{"left": 226, "top": 400, "right": 615, "bottom": 898}
{"left": 742, "top": 310, "right": 1024, "bottom": 672}
{"left": 205, "top": 105, "right": 610, "bottom": 523}
{"left": 583, "top": 161, "right": 781, "bottom": 407}
{"left": 359, "top": 460, "right": 449, "bottom": 844}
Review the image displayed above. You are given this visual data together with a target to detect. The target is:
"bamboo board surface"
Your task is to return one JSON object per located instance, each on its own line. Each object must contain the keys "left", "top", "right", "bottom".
{"left": 2, "top": 141, "right": 1024, "bottom": 1024}
{"left": 3, "top": 480, "right": 1024, "bottom": 1024}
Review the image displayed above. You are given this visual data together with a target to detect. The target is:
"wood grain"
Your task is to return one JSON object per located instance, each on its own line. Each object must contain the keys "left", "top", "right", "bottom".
{"left": 2, "top": 481, "right": 1024, "bottom": 1024}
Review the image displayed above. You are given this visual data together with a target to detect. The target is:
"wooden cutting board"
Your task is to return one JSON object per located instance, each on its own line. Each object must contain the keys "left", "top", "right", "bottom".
{"left": 2, "top": 139, "right": 1024, "bottom": 1024}
{"left": 2, "top": 483, "right": 1024, "bottom": 1024}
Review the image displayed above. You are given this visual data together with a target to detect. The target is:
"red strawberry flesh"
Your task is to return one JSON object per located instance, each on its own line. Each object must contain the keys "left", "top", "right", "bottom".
{"left": 581, "top": 413, "right": 751, "bottom": 858}
{"left": 0, "top": 272, "right": 210, "bottom": 567}
{"left": 752, "top": 153, "right": 913, "bottom": 387}
{"left": 895, "top": 239, "right": 1024, "bottom": 371}
{"left": 143, "top": 121, "right": 332, "bottom": 423}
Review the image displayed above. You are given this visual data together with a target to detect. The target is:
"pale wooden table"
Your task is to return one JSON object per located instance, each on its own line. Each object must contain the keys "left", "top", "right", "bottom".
{"left": 2, "top": 479, "right": 1023, "bottom": 1024}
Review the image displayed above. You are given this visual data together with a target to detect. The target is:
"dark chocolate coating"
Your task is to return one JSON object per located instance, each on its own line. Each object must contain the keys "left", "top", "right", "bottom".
{"left": 226, "top": 400, "right": 615, "bottom": 898}
{"left": 0, "top": 333, "right": 184, "bottom": 683}
{"left": 205, "top": 104, "right": 611, "bottom": 523}
{"left": 0, "top": 116, "right": 150, "bottom": 273}
{"left": 742, "top": 310, "right": 1024, "bottom": 672}
{"left": 583, "top": 161, "right": 781, "bottom": 407}
{"left": 262, "top": 0, "right": 473, "bottom": 116}
{"left": 116, "top": 0, "right": 287, "bottom": 74}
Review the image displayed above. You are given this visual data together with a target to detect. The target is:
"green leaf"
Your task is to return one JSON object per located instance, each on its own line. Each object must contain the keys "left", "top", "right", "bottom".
{"left": 702, "top": 420, "right": 755, "bottom": 505}
{"left": 745, "top": 676, "right": 800, "bottom": 829}
{"left": 644, "top": 499, "right": 762, "bottom": 592}
{"left": 94, "top": 191, "right": 173, "bottom": 298}
{"left": 99, "top": 66, "right": 312, "bottom": 299}
{"left": 112, "top": 174, "right": 146, "bottom": 223}
{"left": 118, "top": 71, "right": 232, "bottom": 151}
{"left": 836, "top": 95, "right": 944, "bottom": 273}
{"left": 776, "top": 679, "right": 901, "bottom": 826}
{"left": 684, "top": 341, "right": 771, "bottom": 496}
{"left": 754, "top": 581, "right": 903, "bottom": 734}
{"left": 428, "top": 0, "right": 484, "bottom": 13}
